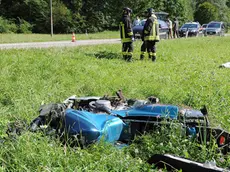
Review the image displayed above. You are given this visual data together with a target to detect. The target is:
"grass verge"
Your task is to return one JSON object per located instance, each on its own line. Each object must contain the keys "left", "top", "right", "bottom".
{"left": 0, "top": 31, "right": 119, "bottom": 44}
{"left": 0, "top": 36, "right": 230, "bottom": 170}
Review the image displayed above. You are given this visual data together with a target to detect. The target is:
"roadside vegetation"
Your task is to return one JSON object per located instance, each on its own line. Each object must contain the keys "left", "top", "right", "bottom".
{"left": 1, "top": 0, "right": 230, "bottom": 34}
{"left": 0, "top": 31, "right": 119, "bottom": 44}
{"left": 0, "top": 36, "right": 230, "bottom": 171}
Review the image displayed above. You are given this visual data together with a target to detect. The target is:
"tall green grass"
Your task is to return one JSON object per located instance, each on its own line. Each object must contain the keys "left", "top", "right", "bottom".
{"left": 0, "top": 36, "right": 230, "bottom": 170}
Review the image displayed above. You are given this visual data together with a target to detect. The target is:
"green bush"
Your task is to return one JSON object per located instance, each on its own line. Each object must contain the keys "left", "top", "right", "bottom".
{"left": 194, "top": 2, "right": 218, "bottom": 24}
{"left": 18, "top": 19, "right": 33, "bottom": 33}
{"left": 0, "top": 17, "right": 17, "bottom": 33}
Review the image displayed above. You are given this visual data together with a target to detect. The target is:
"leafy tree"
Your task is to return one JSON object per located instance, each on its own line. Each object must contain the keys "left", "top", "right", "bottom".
{"left": 80, "top": 0, "right": 107, "bottom": 32}
{"left": 182, "top": 0, "right": 195, "bottom": 22}
{"left": 23, "top": 0, "right": 50, "bottom": 33}
{"left": 0, "top": 0, "right": 25, "bottom": 18}
{"left": 160, "top": 0, "right": 189, "bottom": 22}
{"left": 194, "top": 2, "right": 218, "bottom": 24}
{"left": 61, "top": 0, "right": 86, "bottom": 33}
{"left": 227, "top": 0, "right": 230, "bottom": 8}
{"left": 194, "top": 0, "right": 230, "bottom": 24}
{"left": 62, "top": 0, "right": 82, "bottom": 13}
{"left": 1, "top": 0, "right": 222, "bottom": 33}
{"left": 212, "top": 0, "right": 230, "bottom": 23}
{"left": 52, "top": 0, "right": 73, "bottom": 33}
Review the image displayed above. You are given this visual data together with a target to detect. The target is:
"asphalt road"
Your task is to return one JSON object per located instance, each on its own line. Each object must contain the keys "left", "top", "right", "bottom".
{"left": 0, "top": 39, "right": 121, "bottom": 50}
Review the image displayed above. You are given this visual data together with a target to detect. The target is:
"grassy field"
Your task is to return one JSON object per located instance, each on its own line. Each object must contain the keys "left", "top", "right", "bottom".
{"left": 0, "top": 36, "right": 230, "bottom": 171}
{"left": 0, "top": 31, "right": 119, "bottom": 44}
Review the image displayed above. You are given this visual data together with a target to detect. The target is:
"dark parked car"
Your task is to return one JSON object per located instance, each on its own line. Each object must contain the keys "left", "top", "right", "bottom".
{"left": 133, "top": 19, "right": 169, "bottom": 40}
{"left": 179, "top": 22, "right": 202, "bottom": 37}
{"left": 204, "top": 21, "right": 226, "bottom": 36}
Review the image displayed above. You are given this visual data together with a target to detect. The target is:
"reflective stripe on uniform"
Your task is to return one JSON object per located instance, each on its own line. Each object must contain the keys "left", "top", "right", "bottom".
{"left": 127, "top": 52, "right": 133, "bottom": 56}
{"left": 145, "top": 35, "right": 160, "bottom": 41}
{"left": 121, "top": 38, "right": 132, "bottom": 43}
{"left": 120, "top": 22, "right": 132, "bottom": 43}
{"left": 148, "top": 52, "right": 156, "bottom": 56}
{"left": 128, "top": 32, "right": 133, "bottom": 36}
{"left": 140, "top": 51, "right": 146, "bottom": 55}
{"left": 122, "top": 52, "right": 127, "bottom": 55}
{"left": 144, "top": 19, "right": 160, "bottom": 41}
{"left": 120, "top": 22, "right": 125, "bottom": 38}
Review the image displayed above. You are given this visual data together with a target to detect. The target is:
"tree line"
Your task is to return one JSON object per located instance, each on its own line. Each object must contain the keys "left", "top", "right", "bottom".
{"left": 0, "top": 0, "right": 230, "bottom": 34}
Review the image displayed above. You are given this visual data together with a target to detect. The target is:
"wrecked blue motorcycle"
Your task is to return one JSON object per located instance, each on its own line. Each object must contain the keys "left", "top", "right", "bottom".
{"left": 29, "top": 91, "right": 230, "bottom": 172}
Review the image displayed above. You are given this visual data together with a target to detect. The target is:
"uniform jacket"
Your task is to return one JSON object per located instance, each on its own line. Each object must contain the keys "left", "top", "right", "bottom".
{"left": 119, "top": 15, "right": 133, "bottom": 43}
{"left": 143, "top": 14, "right": 160, "bottom": 41}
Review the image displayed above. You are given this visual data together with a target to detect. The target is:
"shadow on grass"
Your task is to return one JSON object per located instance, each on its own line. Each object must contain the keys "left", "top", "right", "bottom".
{"left": 0, "top": 95, "right": 14, "bottom": 106}
{"left": 88, "top": 51, "right": 122, "bottom": 60}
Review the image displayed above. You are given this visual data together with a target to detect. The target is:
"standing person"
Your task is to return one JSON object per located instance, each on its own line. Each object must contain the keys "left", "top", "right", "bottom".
{"left": 133, "top": 15, "right": 141, "bottom": 26}
{"left": 167, "top": 17, "right": 173, "bottom": 39}
{"left": 143, "top": 8, "right": 159, "bottom": 62}
{"left": 173, "top": 17, "right": 179, "bottom": 38}
{"left": 119, "top": 7, "right": 134, "bottom": 62}
{"left": 140, "top": 11, "right": 148, "bottom": 60}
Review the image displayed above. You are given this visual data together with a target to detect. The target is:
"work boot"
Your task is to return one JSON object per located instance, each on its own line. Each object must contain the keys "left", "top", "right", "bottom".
{"left": 127, "top": 55, "right": 132, "bottom": 62}
{"left": 152, "top": 56, "right": 156, "bottom": 62}
{"left": 123, "top": 55, "right": 127, "bottom": 61}
{"left": 140, "top": 55, "right": 144, "bottom": 60}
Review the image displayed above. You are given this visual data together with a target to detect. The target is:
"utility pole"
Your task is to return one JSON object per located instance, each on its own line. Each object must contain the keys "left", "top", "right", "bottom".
{"left": 50, "top": 0, "right": 53, "bottom": 37}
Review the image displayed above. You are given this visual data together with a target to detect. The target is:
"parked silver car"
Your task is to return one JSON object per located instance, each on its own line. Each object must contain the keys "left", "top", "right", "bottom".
{"left": 204, "top": 21, "right": 226, "bottom": 36}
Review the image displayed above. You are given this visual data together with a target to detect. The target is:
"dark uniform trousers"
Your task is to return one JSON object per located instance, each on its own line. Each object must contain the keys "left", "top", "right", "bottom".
{"left": 146, "top": 40, "right": 156, "bottom": 58}
{"left": 140, "top": 41, "right": 146, "bottom": 60}
{"left": 122, "top": 42, "right": 133, "bottom": 61}
{"left": 140, "top": 41, "right": 156, "bottom": 60}
{"left": 120, "top": 14, "right": 133, "bottom": 62}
